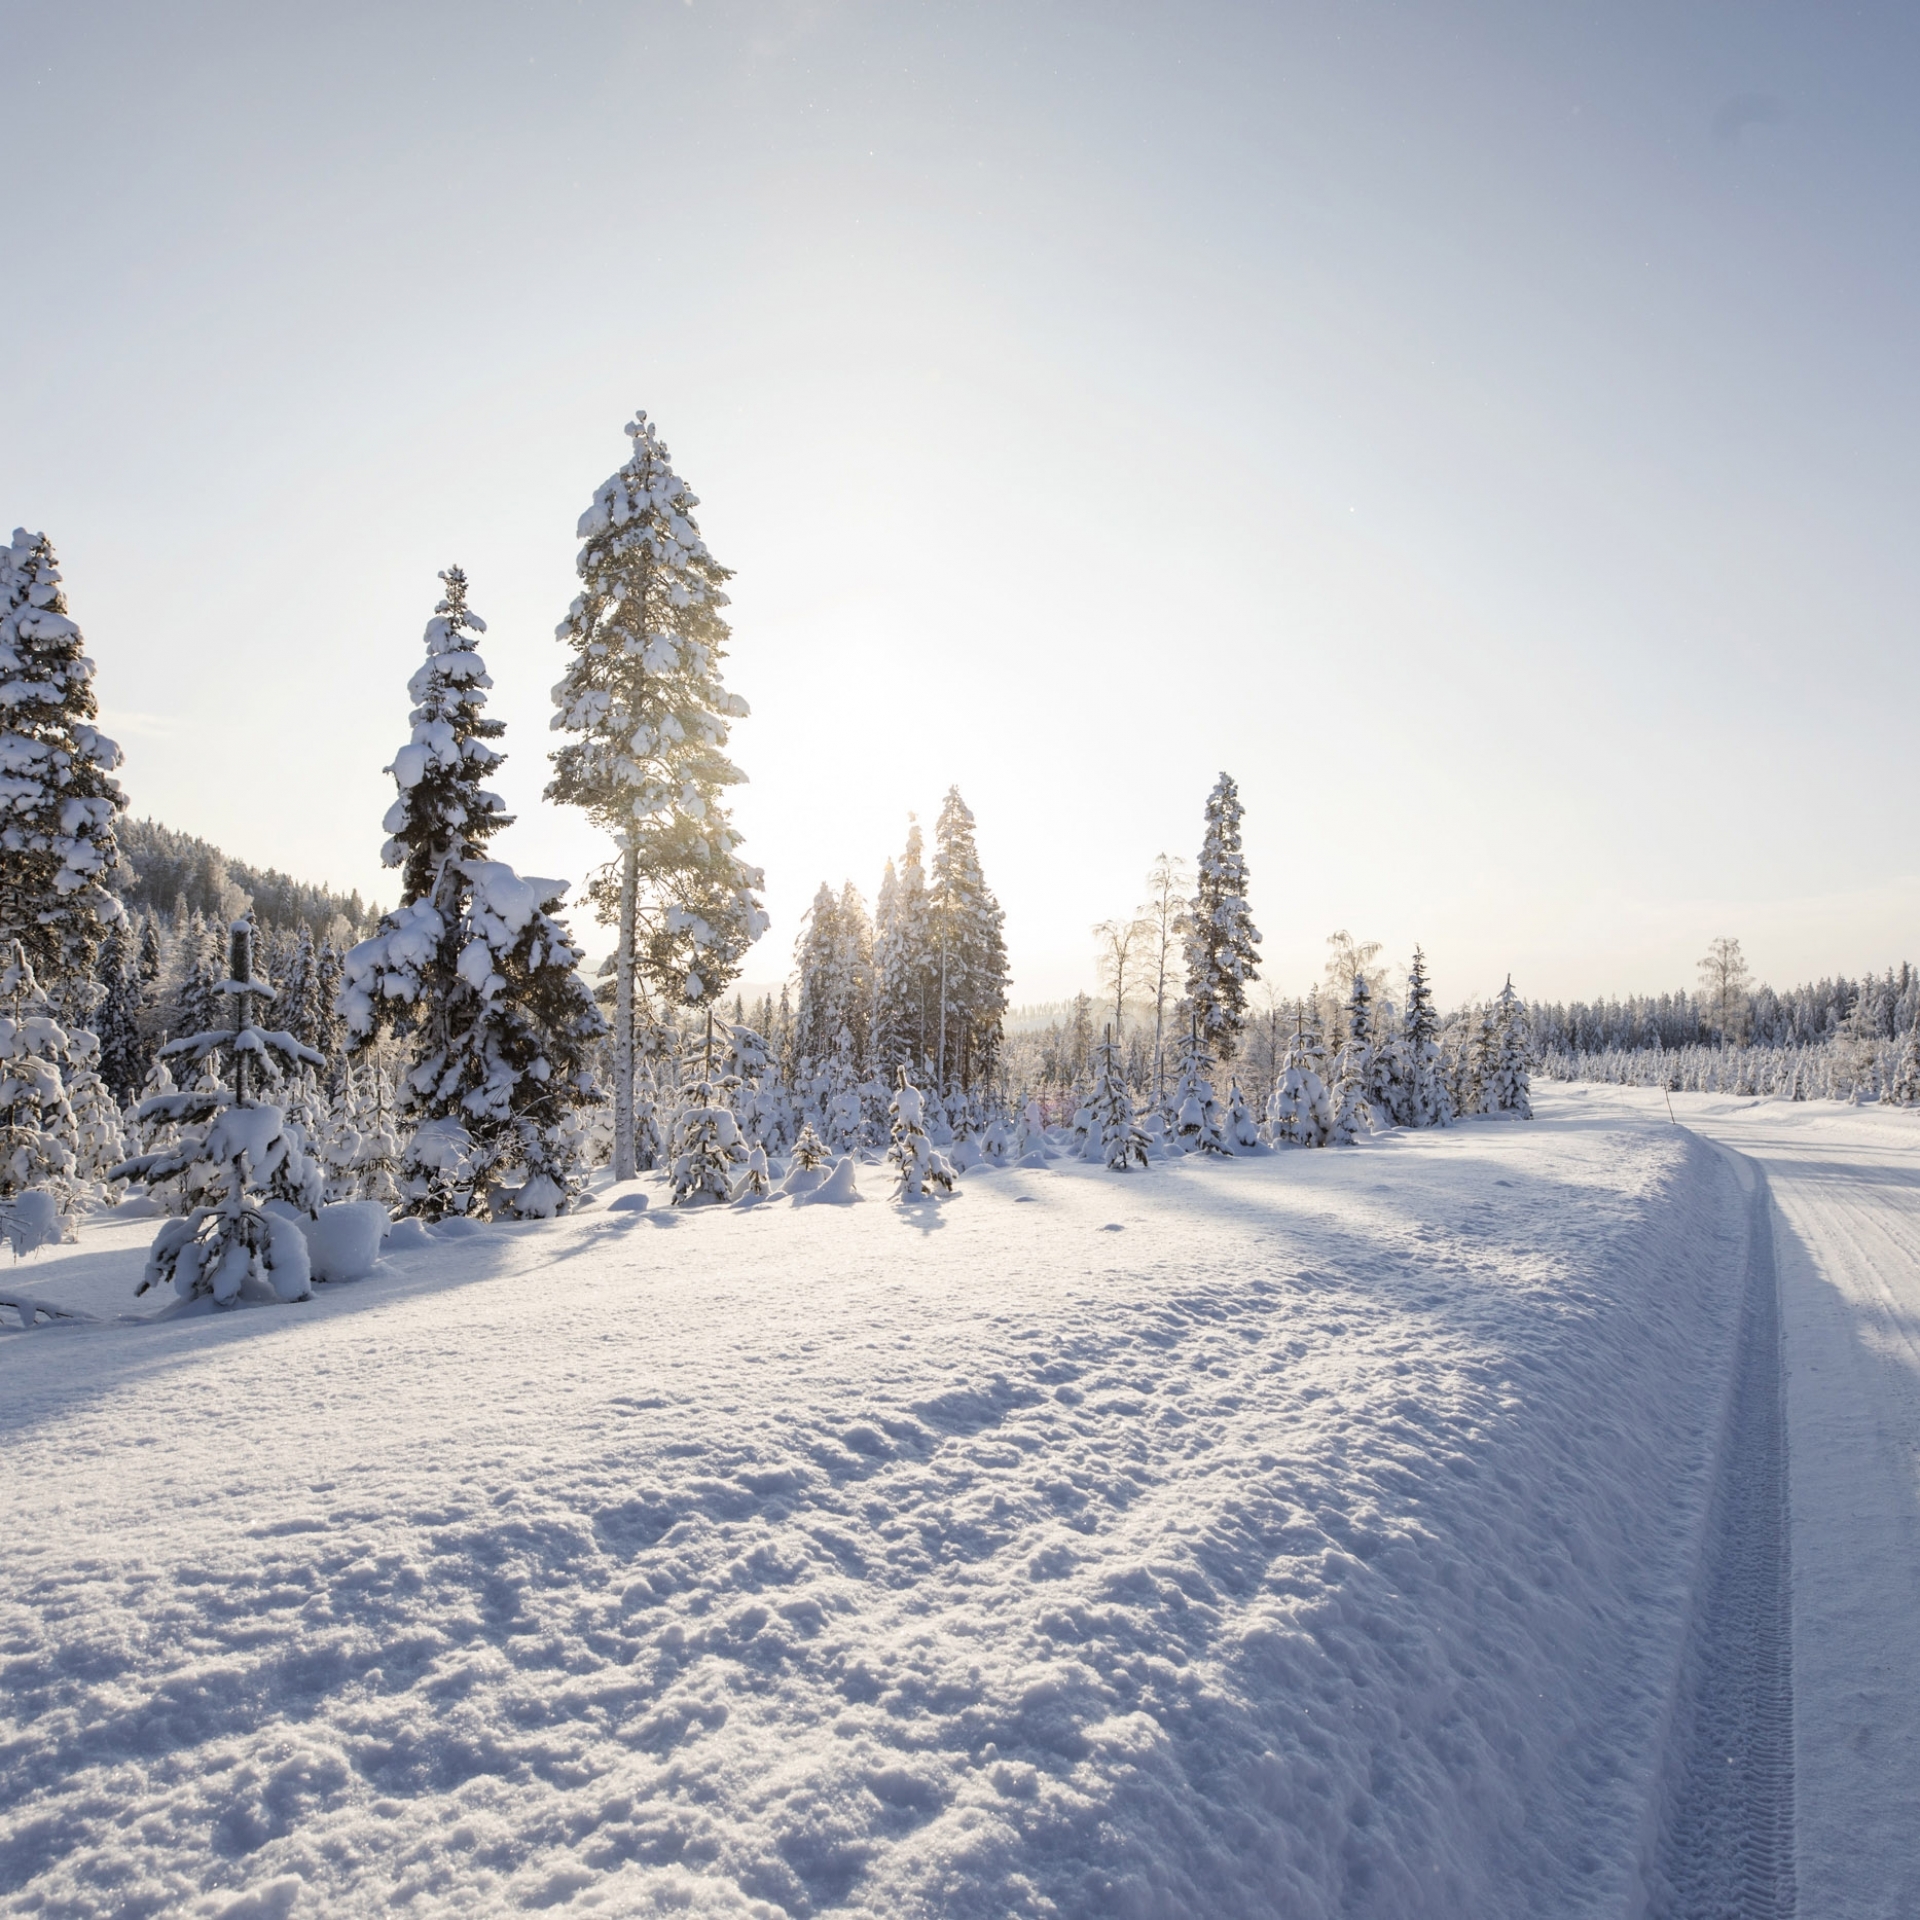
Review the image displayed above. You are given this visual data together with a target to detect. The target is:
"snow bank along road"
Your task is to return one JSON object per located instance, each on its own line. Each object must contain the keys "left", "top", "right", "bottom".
{"left": 0, "top": 1096, "right": 1890, "bottom": 1917}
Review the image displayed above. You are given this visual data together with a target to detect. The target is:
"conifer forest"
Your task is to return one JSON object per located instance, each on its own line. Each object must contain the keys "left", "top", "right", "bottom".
{"left": 3, "top": 409, "right": 1914, "bottom": 1275}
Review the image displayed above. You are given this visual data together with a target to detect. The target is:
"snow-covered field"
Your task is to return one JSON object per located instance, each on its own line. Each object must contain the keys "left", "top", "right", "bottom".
{"left": 4, "top": 1093, "right": 1913, "bottom": 1917}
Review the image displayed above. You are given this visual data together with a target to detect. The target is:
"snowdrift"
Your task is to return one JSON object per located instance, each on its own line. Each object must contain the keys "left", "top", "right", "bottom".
{"left": 0, "top": 1104, "right": 1752, "bottom": 1917}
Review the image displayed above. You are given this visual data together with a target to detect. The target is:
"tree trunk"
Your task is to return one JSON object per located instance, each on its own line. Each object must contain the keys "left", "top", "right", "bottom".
{"left": 613, "top": 841, "right": 639, "bottom": 1181}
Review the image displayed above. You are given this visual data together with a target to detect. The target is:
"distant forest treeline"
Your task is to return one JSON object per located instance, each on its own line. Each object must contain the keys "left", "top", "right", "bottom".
{"left": 1533, "top": 963, "right": 1917, "bottom": 1053}
{"left": 113, "top": 817, "right": 380, "bottom": 939}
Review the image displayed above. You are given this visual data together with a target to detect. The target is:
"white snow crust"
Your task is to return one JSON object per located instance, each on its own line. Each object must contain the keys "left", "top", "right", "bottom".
{"left": 1, "top": 1105, "right": 1771, "bottom": 1915}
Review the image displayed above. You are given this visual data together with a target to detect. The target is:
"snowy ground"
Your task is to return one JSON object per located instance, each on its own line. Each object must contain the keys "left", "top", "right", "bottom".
{"left": 1, "top": 1093, "right": 1910, "bottom": 1916}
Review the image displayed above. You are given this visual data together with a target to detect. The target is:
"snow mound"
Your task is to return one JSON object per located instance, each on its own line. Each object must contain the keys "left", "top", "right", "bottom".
{"left": 304, "top": 1203, "right": 388, "bottom": 1284}
{"left": 606, "top": 1190, "right": 651, "bottom": 1213}
{"left": 793, "top": 1155, "right": 861, "bottom": 1205}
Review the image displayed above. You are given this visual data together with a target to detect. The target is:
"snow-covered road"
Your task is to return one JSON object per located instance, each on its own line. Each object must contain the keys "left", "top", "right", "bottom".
{"left": 4, "top": 1093, "right": 1917, "bottom": 1916}
{"left": 1584, "top": 1088, "right": 1920, "bottom": 1919}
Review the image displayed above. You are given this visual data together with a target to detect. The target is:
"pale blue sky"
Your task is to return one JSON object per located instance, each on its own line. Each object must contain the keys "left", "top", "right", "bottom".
{"left": 4, "top": 1, "right": 1915, "bottom": 1005}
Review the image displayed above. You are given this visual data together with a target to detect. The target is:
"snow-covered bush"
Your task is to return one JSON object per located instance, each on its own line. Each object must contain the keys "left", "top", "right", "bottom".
{"left": 0, "top": 1186, "right": 63, "bottom": 1257}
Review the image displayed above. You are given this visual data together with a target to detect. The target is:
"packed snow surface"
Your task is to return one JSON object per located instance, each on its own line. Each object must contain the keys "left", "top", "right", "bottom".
{"left": 2, "top": 1097, "right": 1864, "bottom": 1917}
{"left": 1591, "top": 1088, "right": 1920, "bottom": 1919}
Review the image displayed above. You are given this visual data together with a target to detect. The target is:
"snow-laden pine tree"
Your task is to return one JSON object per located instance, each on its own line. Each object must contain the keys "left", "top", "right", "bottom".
{"left": 929, "top": 790, "right": 1008, "bottom": 1094}
{"left": 1225, "top": 1081, "right": 1263, "bottom": 1151}
{"left": 0, "top": 942, "right": 80, "bottom": 1223}
{"left": 93, "top": 915, "right": 150, "bottom": 1104}
{"left": 65, "top": 1028, "right": 126, "bottom": 1192}
{"left": 1889, "top": 1022, "right": 1920, "bottom": 1107}
{"left": 888, "top": 1069, "right": 956, "bottom": 1200}
{"left": 875, "top": 821, "right": 936, "bottom": 1077}
{"left": 1401, "top": 947, "right": 1449, "bottom": 1128}
{"left": 342, "top": 571, "right": 605, "bottom": 1218}
{"left": 1266, "top": 1016, "right": 1333, "bottom": 1148}
{"left": 1183, "top": 774, "right": 1261, "bottom": 1063}
{"left": 112, "top": 922, "right": 323, "bottom": 1307}
{"left": 670, "top": 1061, "right": 749, "bottom": 1206}
{"left": 548, "top": 412, "right": 767, "bottom": 1182}
{"left": 1091, "top": 1027, "right": 1149, "bottom": 1171}
{"left": 1458, "top": 1004, "right": 1497, "bottom": 1115}
{"left": 1484, "top": 976, "right": 1533, "bottom": 1118}
{"left": 1329, "top": 975, "right": 1375, "bottom": 1143}
{"left": 0, "top": 531, "right": 126, "bottom": 1002}
{"left": 1171, "top": 1023, "right": 1229, "bottom": 1154}
{"left": 791, "top": 1118, "right": 829, "bottom": 1172}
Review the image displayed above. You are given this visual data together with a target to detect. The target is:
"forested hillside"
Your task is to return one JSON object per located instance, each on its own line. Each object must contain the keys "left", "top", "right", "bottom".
{"left": 113, "top": 816, "right": 378, "bottom": 938}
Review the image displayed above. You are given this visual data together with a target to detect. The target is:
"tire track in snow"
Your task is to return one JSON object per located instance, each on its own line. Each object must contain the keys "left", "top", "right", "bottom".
{"left": 1646, "top": 1152, "right": 1795, "bottom": 1918}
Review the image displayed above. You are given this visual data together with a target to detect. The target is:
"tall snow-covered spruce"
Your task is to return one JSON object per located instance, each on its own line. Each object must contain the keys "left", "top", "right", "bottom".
{"left": 342, "top": 570, "right": 604, "bottom": 1218}
{"left": 929, "top": 788, "right": 1008, "bottom": 1094}
{"left": 0, "top": 530, "right": 127, "bottom": 1002}
{"left": 548, "top": 412, "right": 767, "bottom": 1182}
{"left": 1184, "top": 773, "right": 1261, "bottom": 1062}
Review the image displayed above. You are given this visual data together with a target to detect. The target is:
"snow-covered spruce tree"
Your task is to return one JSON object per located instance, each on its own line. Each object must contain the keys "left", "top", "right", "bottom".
{"left": 1329, "top": 976, "right": 1375, "bottom": 1144}
{"left": 793, "top": 880, "right": 874, "bottom": 1115}
{"left": 1266, "top": 1017, "right": 1332, "bottom": 1148}
{"left": 1171, "top": 1022, "right": 1229, "bottom": 1154}
{"left": 1401, "top": 947, "right": 1449, "bottom": 1128}
{"left": 670, "top": 1060, "right": 748, "bottom": 1206}
{"left": 1484, "top": 976, "right": 1533, "bottom": 1119}
{"left": 1891, "top": 1022, "right": 1920, "bottom": 1108}
{"left": 1092, "top": 1027, "right": 1149, "bottom": 1171}
{"left": 548, "top": 412, "right": 767, "bottom": 1182}
{"left": 1460, "top": 1004, "right": 1498, "bottom": 1115}
{"left": 1225, "top": 1081, "right": 1263, "bottom": 1151}
{"left": 875, "top": 820, "right": 936, "bottom": 1077}
{"left": 112, "top": 922, "right": 323, "bottom": 1307}
{"left": 791, "top": 1117, "right": 829, "bottom": 1172}
{"left": 1183, "top": 774, "right": 1261, "bottom": 1063}
{"left": 888, "top": 1069, "right": 956, "bottom": 1200}
{"left": 342, "top": 571, "right": 605, "bottom": 1218}
{"left": 726, "top": 1020, "right": 785, "bottom": 1177}
{"left": 929, "top": 789, "right": 1008, "bottom": 1095}
{"left": 0, "top": 942, "right": 80, "bottom": 1222}
{"left": 64, "top": 1028, "right": 126, "bottom": 1192}
{"left": 93, "top": 915, "right": 150, "bottom": 1104}
{"left": 0, "top": 531, "right": 127, "bottom": 1002}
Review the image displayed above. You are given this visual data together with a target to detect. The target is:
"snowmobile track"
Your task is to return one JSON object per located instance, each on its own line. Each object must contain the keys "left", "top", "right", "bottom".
{"left": 1646, "top": 1150, "right": 1795, "bottom": 1918}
